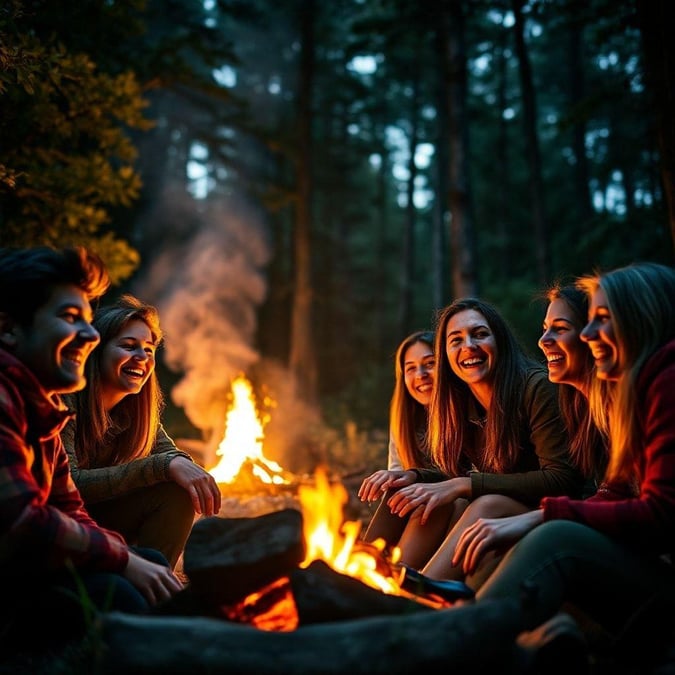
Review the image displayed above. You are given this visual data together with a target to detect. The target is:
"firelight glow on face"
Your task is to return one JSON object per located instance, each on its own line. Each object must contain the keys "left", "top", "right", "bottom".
{"left": 445, "top": 309, "right": 497, "bottom": 388}
{"left": 12, "top": 284, "right": 100, "bottom": 396}
{"left": 538, "top": 297, "right": 588, "bottom": 390}
{"left": 581, "top": 287, "right": 621, "bottom": 381}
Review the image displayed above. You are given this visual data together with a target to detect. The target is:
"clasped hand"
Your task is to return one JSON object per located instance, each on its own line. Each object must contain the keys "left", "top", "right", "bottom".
{"left": 358, "top": 469, "right": 417, "bottom": 503}
{"left": 386, "top": 477, "right": 469, "bottom": 524}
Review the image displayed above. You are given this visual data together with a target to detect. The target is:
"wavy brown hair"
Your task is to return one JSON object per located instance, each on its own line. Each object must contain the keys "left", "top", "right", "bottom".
{"left": 69, "top": 294, "right": 164, "bottom": 468}
{"left": 542, "top": 283, "right": 608, "bottom": 481}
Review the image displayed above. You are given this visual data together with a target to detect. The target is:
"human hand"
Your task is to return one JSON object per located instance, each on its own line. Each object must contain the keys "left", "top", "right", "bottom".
{"left": 358, "top": 469, "right": 416, "bottom": 502}
{"left": 168, "top": 456, "right": 222, "bottom": 516}
{"left": 124, "top": 551, "right": 184, "bottom": 606}
{"left": 452, "top": 508, "right": 544, "bottom": 574}
{"left": 386, "top": 478, "right": 464, "bottom": 523}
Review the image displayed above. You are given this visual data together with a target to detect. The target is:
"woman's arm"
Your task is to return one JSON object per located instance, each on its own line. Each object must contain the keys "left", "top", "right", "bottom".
{"left": 62, "top": 419, "right": 195, "bottom": 503}
{"left": 471, "top": 371, "right": 584, "bottom": 505}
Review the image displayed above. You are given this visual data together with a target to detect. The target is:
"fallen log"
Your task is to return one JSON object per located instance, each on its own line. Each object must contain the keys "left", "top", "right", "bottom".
{"left": 97, "top": 598, "right": 521, "bottom": 674}
{"left": 289, "top": 560, "right": 430, "bottom": 624}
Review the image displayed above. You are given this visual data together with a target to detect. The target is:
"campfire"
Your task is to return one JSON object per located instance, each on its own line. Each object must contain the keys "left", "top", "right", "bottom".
{"left": 96, "top": 376, "right": 514, "bottom": 675}
{"left": 208, "top": 374, "right": 289, "bottom": 486}
{"left": 194, "top": 375, "right": 452, "bottom": 632}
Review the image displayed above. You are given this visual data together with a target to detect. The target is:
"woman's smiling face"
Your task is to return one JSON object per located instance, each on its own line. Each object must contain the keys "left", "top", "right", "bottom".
{"left": 445, "top": 309, "right": 497, "bottom": 387}
{"left": 581, "top": 287, "right": 621, "bottom": 381}
{"left": 403, "top": 340, "right": 436, "bottom": 406}
{"left": 538, "top": 297, "right": 589, "bottom": 391}
{"left": 100, "top": 319, "right": 157, "bottom": 407}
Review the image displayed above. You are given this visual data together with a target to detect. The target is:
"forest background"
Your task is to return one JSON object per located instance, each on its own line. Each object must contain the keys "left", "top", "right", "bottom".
{"left": 1, "top": 0, "right": 674, "bottom": 479}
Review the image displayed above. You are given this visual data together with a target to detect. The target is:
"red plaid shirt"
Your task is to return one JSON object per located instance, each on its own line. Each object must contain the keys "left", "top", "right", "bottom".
{"left": 0, "top": 349, "right": 129, "bottom": 573}
{"left": 541, "top": 338, "right": 675, "bottom": 556}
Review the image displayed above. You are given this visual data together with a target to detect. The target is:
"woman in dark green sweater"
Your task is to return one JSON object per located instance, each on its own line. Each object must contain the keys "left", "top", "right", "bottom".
{"left": 62, "top": 294, "right": 221, "bottom": 568}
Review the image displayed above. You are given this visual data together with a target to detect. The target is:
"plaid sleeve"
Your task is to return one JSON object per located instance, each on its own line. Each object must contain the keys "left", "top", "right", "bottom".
{"left": 1, "top": 387, "right": 128, "bottom": 573}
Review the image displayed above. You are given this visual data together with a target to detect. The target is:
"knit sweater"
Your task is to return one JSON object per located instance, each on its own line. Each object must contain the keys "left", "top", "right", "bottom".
{"left": 542, "top": 338, "right": 675, "bottom": 555}
{"left": 62, "top": 414, "right": 192, "bottom": 505}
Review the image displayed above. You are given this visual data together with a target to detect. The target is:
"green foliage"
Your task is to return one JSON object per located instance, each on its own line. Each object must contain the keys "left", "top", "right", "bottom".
{"left": 0, "top": 1, "right": 150, "bottom": 281}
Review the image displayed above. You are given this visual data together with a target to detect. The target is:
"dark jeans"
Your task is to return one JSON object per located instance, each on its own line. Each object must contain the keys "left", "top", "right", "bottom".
{"left": 1, "top": 547, "right": 169, "bottom": 651}
{"left": 478, "top": 520, "right": 675, "bottom": 639}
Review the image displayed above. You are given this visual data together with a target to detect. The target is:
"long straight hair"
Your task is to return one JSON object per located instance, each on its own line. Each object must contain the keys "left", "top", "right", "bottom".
{"left": 429, "top": 298, "right": 543, "bottom": 475}
{"left": 543, "top": 284, "right": 608, "bottom": 481}
{"left": 578, "top": 262, "right": 675, "bottom": 484}
{"left": 70, "top": 294, "right": 164, "bottom": 468}
{"left": 389, "top": 331, "right": 435, "bottom": 469}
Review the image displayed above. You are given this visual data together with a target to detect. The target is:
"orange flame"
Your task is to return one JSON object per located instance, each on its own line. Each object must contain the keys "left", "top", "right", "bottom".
{"left": 209, "top": 375, "right": 287, "bottom": 484}
{"left": 298, "top": 466, "right": 401, "bottom": 595}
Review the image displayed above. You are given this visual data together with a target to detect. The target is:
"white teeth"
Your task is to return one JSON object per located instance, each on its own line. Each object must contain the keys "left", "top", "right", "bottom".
{"left": 546, "top": 354, "right": 563, "bottom": 363}
{"left": 461, "top": 358, "right": 483, "bottom": 366}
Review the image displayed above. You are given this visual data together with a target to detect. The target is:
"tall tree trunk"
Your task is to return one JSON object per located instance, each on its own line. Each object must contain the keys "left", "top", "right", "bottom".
{"left": 398, "top": 67, "right": 421, "bottom": 337}
{"left": 441, "top": 0, "right": 478, "bottom": 299}
{"left": 495, "top": 25, "right": 510, "bottom": 281}
{"left": 635, "top": 0, "right": 675, "bottom": 254}
{"left": 432, "top": 20, "right": 450, "bottom": 310}
{"left": 289, "top": 0, "right": 318, "bottom": 404}
{"left": 566, "top": 13, "right": 594, "bottom": 269}
{"left": 375, "top": 135, "right": 391, "bottom": 358}
{"left": 512, "top": 0, "right": 549, "bottom": 283}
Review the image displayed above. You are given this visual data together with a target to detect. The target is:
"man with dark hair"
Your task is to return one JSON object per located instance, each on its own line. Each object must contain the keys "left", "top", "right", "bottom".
{"left": 0, "top": 246, "right": 182, "bottom": 651}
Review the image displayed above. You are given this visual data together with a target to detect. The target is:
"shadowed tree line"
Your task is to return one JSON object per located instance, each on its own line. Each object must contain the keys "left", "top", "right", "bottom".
{"left": 1, "top": 0, "right": 673, "bottom": 446}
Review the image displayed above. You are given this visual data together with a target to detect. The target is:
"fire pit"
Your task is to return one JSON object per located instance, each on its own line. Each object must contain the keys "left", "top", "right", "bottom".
{"left": 95, "top": 378, "right": 532, "bottom": 672}
{"left": 95, "top": 505, "right": 522, "bottom": 675}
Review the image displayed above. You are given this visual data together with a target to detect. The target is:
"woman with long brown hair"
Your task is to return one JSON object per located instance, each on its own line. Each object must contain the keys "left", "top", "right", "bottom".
{"left": 62, "top": 294, "right": 221, "bottom": 568}
{"left": 358, "top": 331, "right": 459, "bottom": 548}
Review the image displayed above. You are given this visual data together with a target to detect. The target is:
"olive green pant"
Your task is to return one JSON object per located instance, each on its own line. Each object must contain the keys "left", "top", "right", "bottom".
{"left": 477, "top": 520, "right": 675, "bottom": 645}
{"left": 87, "top": 481, "right": 195, "bottom": 568}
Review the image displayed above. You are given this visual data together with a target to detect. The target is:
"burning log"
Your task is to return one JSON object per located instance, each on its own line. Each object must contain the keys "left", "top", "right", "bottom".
{"left": 97, "top": 598, "right": 522, "bottom": 674}
{"left": 96, "top": 504, "right": 528, "bottom": 673}
{"left": 182, "top": 509, "right": 305, "bottom": 606}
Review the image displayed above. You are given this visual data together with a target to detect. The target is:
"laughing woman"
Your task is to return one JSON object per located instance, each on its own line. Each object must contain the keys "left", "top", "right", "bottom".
{"left": 418, "top": 286, "right": 609, "bottom": 585}
{"left": 62, "top": 295, "right": 221, "bottom": 569}
{"left": 357, "top": 331, "right": 467, "bottom": 550}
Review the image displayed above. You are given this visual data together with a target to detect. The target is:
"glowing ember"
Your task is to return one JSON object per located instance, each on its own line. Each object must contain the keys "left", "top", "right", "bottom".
{"left": 209, "top": 375, "right": 287, "bottom": 485}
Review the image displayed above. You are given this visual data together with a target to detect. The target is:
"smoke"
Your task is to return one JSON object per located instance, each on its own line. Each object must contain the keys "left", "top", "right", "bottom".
{"left": 132, "top": 189, "right": 271, "bottom": 443}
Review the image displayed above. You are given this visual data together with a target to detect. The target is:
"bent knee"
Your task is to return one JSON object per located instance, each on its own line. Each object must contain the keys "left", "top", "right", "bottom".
{"left": 148, "top": 481, "right": 196, "bottom": 520}
{"left": 467, "top": 494, "right": 529, "bottom": 518}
